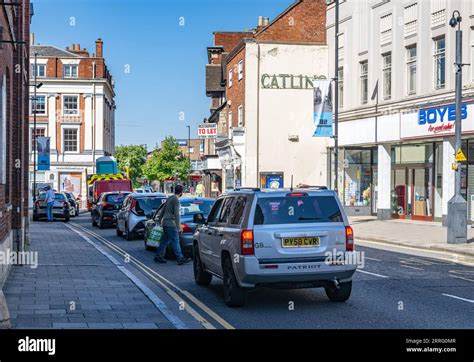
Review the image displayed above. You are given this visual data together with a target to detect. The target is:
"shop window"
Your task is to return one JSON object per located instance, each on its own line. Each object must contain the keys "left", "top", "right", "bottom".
{"left": 392, "top": 144, "right": 433, "bottom": 164}
{"left": 343, "top": 150, "right": 372, "bottom": 207}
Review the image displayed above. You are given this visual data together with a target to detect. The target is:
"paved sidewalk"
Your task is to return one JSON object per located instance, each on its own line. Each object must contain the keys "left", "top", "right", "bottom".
{"left": 3, "top": 221, "right": 174, "bottom": 329}
{"left": 350, "top": 216, "right": 474, "bottom": 258}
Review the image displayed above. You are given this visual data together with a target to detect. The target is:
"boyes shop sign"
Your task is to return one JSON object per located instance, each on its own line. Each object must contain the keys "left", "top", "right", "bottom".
{"left": 401, "top": 102, "right": 474, "bottom": 139}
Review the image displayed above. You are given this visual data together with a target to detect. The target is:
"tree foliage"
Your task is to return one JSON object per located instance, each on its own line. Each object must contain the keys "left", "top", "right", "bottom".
{"left": 115, "top": 144, "right": 147, "bottom": 187}
{"left": 142, "top": 137, "right": 190, "bottom": 182}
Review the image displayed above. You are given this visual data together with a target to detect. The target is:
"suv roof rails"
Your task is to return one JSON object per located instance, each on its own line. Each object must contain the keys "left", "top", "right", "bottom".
{"left": 234, "top": 187, "right": 261, "bottom": 192}
{"left": 297, "top": 185, "right": 328, "bottom": 190}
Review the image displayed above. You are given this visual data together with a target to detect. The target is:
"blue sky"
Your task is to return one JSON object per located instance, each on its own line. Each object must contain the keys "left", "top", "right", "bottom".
{"left": 32, "top": 0, "right": 290, "bottom": 150}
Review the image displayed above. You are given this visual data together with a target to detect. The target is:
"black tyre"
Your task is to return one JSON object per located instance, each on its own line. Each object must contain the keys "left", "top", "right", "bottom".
{"left": 125, "top": 225, "right": 134, "bottom": 241}
{"left": 33, "top": 215, "right": 39, "bottom": 221}
{"left": 116, "top": 225, "right": 123, "bottom": 237}
{"left": 64, "top": 216, "right": 70, "bottom": 222}
{"left": 98, "top": 217, "right": 105, "bottom": 229}
{"left": 325, "top": 281, "right": 352, "bottom": 302}
{"left": 193, "top": 244, "right": 212, "bottom": 286}
{"left": 222, "top": 256, "right": 246, "bottom": 307}
{"left": 92, "top": 215, "right": 97, "bottom": 227}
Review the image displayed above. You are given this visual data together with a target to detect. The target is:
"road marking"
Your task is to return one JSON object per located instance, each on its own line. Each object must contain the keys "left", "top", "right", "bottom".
{"left": 70, "top": 222, "right": 234, "bottom": 329}
{"left": 357, "top": 239, "right": 474, "bottom": 267}
{"left": 181, "top": 290, "right": 234, "bottom": 330}
{"left": 449, "top": 275, "right": 474, "bottom": 283}
{"left": 356, "top": 269, "right": 389, "bottom": 278}
{"left": 64, "top": 223, "right": 188, "bottom": 329}
{"left": 442, "top": 293, "right": 474, "bottom": 304}
{"left": 400, "top": 264, "right": 423, "bottom": 271}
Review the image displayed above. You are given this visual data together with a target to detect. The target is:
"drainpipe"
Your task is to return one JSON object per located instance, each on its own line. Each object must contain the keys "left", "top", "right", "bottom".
{"left": 256, "top": 43, "right": 261, "bottom": 187}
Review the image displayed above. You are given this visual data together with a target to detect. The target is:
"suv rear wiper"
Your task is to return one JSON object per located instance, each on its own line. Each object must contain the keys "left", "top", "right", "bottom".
{"left": 298, "top": 217, "right": 322, "bottom": 220}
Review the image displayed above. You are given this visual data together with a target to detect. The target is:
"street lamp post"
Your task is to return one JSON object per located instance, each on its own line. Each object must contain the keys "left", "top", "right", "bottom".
{"left": 333, "top": 0, "right": 339, "bottom": 193}
{"left": 187, "top": 125, "right": 191, "bottom": 191}
{"left": 447, "top": 11, "right": 467, "bottom": 244}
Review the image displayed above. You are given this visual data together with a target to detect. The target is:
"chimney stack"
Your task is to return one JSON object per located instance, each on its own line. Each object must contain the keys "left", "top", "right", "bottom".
{"left": 258, "top": 16, "right": 263, "bottom": 27}
{"left": 263, "top": 17, "right": 269, "bottom": 26}
{"left": 71, "top": 43, "right": 75, "bottom": 50}
{"left": 30, "top": 32, "right": 34, "bottom": 45}
{"left": 95, "top": 38, "right": 103, "bottom": 58}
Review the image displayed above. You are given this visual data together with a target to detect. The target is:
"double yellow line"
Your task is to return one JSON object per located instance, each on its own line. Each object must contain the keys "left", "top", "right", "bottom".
{"left": 70, "top": 222, "right": 234, "bottom": 330}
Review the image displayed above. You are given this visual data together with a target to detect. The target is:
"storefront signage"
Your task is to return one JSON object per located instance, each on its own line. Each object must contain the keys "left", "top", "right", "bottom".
{"left": 418, "top": 104, "right": 468, "bottom": 125}
{"left": 198, "top": 123, "right": 217, "bottom": 139}
{"left": 400, "top": 102, "right": 474, "bottom": 139}
{"left": 261, "top": 74, "right": 327, "bottom": 90}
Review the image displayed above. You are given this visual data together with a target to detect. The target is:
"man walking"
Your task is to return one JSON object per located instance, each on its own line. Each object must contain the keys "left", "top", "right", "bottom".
{"left": 45, "top": 186, "right": 56, "bottom": 222}
{"left": 154, "top": 185, "right": 191, "bottom": 265}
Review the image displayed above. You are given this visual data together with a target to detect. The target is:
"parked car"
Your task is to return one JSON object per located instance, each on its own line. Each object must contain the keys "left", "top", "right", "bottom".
{"left": 88, "top": 179, "right": 133, "bottom": 211}
{"left": 33, "top": 191, "right": 71, "bottom": 222}
{"left": 192, "top": 187, "right": 356, "bottom": 307}
{"left": 116, "top": 193, "right": 167, "bottom": 240}
{"left": 92, "top": 191, "right": 131, "bottom": 228}
{"left": 144, "top": 197, "right": 215, "bottom": 256}
{"left": 65, "top": 192, "right": 79, "bottom": 217}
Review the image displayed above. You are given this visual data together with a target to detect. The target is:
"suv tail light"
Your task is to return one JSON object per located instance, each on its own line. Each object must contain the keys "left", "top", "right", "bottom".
{"left": 241, "top": 230, "right": 254, "bottom": 255}
{"left": 181, "top": 223, "right": 192, "bottom": 233}
{"left": 345, "top": 226, "right": 354, "bottom": 251}
{"left": 101, "top": 202, "right": 114, "bottom": 208}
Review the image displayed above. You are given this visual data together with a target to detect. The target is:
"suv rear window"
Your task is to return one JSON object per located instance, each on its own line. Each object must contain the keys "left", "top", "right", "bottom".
{"left": 254, "top": 195, "right": 343, "bottom": 225}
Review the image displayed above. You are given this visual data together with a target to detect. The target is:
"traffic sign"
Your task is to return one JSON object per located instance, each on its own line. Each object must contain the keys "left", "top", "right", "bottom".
{"left": 455, "top": 149, "right": 467, "bottom": 162}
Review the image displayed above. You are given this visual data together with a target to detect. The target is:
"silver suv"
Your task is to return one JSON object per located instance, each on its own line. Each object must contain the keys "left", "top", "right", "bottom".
{"left": 193, "top": 187, "right": 357, "bottom": 307}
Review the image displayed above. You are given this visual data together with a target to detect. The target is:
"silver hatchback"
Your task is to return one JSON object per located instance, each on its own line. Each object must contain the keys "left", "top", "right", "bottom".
{"left": 193, "top": 187, "right": 357, "bottom": 307}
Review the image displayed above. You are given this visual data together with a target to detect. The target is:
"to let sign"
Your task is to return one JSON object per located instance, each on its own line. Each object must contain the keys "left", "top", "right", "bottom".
{"left": 198, "top": 123, "right": 217, "bottom": 139}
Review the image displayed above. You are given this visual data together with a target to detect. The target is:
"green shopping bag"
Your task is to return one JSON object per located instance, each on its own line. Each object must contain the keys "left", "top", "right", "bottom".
{"left": 147, "top": 225, "right": 164, "bottom": 248}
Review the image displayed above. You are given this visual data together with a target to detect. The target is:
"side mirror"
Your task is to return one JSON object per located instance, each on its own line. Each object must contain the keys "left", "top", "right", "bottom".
{"left": 193, "top": 213, "right": 205, "bottom": 224}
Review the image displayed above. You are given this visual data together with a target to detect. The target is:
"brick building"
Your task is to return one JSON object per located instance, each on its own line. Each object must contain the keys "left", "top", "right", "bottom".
{"left": 29, "top": 38, "right": 116, "bottom": 208}
{"left": 203, "top": 31, "right": 252, "bottom": 196}
{"left": 218, "top": 0, "right": 329, "bottom": 190}
{"left": 0, "top": 1, "right": 31, "bottom": 292}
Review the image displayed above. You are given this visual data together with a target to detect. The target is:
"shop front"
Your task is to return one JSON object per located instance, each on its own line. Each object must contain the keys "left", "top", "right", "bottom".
{"left": 333, "top": 100, "right": 474, "bottom": 223}
{"left": 329, "top": 148, "right": 377, "bottom": 216}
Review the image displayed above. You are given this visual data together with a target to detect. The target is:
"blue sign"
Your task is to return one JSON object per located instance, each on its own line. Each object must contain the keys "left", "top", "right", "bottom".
{"left": 313, "top": 80, "right": 333, "bottom": 137}
{"left": 265, "top": 175, "right": 283, "bottom": 189}
{"left": 418, "top": 104, "right": 468, "bottom": 125}
{"left": 37, "top": 137, "right": 50, "bottom": 171}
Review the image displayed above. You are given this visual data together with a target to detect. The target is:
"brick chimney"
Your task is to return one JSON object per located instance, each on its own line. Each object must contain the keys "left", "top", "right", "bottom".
{"left": 95, "top": 38, "right": 103, "bottom": 58}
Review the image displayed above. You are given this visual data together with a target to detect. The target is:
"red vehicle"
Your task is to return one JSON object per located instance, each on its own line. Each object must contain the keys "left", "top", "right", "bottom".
{"left": 88, "top": 179, "right": 133, "bottom": 211}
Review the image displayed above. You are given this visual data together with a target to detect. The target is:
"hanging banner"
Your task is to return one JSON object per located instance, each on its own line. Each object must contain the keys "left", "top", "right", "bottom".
{"left": 313, "top": 80, "right": 333, "bottom": 137}
{"left": 37, "top": 136, "right": 50, "bottom": 171}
